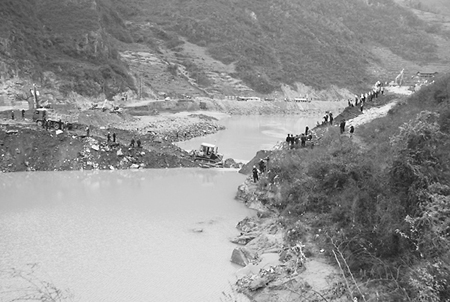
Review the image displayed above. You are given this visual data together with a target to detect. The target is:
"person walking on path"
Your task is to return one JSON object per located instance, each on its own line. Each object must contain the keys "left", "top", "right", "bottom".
{"left": 112, "top": 133, "right": 116, "bottom": 143}
{"left": 107, "top": 132, "right": 111, "bottom": 142}
{"left": 137, "top": 139, "right": 141, "bottom": 148}
{"left": 259, "top": 159, "right": 266, "bottom": 173}
{"left": 252, "top": 166, "right": 259, "bottom": 183}
{"left": 130, "top": 138, "right": 135, "bottom": 147}
{"left": 340, "top": 119, "right": 346, "bottom": 134}
{"left": 329, "top": 113, "right": 334, "bottom": 125}
{"left": 86, "top": 126, "right": 90, "bottom": 137}
{"left": 21, "top": 109, "right": 25, "bottom": 119}
{"left": 305, "top": 126, "right": 309, "bottom": 136}
{"left": 11, "top": 111, "right": 14, "bottom": 120}
{"left": 360, "top": 102, "right": 364, "bottom": 113}
{"left": 350, "top": 125, "right": 355, "bottom": 137}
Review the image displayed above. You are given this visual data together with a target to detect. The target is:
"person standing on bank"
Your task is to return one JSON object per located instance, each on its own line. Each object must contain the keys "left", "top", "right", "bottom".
{"left": 113, "top": 133, "right": 116, "bottom": 143}
{"left": 350, "top": 125, "right": 355, "bottom": 137}
{"left": 252, "top": 166, "right": 259, "bottom": 183}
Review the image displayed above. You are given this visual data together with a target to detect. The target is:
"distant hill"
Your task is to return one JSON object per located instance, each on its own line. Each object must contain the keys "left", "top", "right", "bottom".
{"left": 1, "top": 0, "right": 449, "bottom": 103}
{"left": 111, "top": 0, "right": 443, "bottom": 92}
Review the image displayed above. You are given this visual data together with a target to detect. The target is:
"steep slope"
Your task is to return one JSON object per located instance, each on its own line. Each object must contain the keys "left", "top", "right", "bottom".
{"left": 112, "top": 0, "right": 443, "bottom": 93}
{"left": 0, "top": 0, "right": 134, "bottom": 106}
{"left": 1, "top": 0, "right": 450, "bottom": 107}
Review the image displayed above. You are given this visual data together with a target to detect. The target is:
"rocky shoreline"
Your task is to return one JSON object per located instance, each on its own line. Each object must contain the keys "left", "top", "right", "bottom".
{"left": 230, "top": 178, "right": 345, "bottom": 302}
{"left": 228, "top": 91, "right": 409, "bottom": 302}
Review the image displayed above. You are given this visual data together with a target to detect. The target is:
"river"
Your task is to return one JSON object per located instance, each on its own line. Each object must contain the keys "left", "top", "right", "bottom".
{"left": 0, "top": 114, "right": 320, "bottom": 302}
{"left": 177, "top": 114, "right": 321, "bottom": 162}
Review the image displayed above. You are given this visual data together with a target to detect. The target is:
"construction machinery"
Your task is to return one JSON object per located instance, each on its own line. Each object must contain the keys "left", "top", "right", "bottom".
{"left": 190, "top": 143, "right": 224, "bottom": 164}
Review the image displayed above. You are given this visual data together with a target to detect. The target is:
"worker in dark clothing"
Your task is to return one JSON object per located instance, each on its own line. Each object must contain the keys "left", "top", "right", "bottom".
{"left": 301, "top": 133, "right": 307, "bottom": 147}
{"left": 11, "top": 111, "right": 14, "bottom": 120}
{"left": 112, "top": 133, "right": 116, "bottom": 143}
{"left": 305, "top": 126, "right": 309, "bottom": 136}
{"left": 58, "top": 119, "right": 62, "bottom": 130}
{"left": 329, "top": 113, "right": 334, "bottom": 125}
{"left": 137, "top": 139, "right": 141, "bottom": 148}
{"left": 360, "top": 102, "right": 364, "bottom": 113}
{"left": 130, "top": 138, "right": 135, "bottom": 147}
{"left": 350, "top": 125, "right": 355, "bottom": 137}
{"left": 21, "top": 109, "right": 25, "bottom": 119}
{"left": 107, "top": 132, "right": 111, "bottom": 142}
{"left": 286, "top": 134, "right": 290, "bottom": 143}
{"left": 259, "top": 159, "right": 266, "bottom": 173}
{"left": 44, "top": 119, "right": 48, "bottom": 130}
{"left": 340, "top": 119, "right": 346, "bottom": 134}
{"left": 86, "top": 126, "right": 90, "bottom": 137}
{"left": 252, "top": 166, "right": 259, "bottom": 183}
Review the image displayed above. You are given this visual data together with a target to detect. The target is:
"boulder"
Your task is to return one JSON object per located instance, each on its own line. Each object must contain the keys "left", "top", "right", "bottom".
{"left": 223, "top": 158, "right": 237, "bottom": 168}
{"left": 130, "top": 164, "right": 140, "bottom": 169}
{"left": 231, "top": 247, "right": 255, "bottom": 267}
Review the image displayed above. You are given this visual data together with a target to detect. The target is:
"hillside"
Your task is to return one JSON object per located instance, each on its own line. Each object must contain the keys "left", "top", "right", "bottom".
{"left": 235, "top": 76, "right": 450, "bottom": 301}
{"left": 1, "top": 0, "right": 450, "bottom": 107}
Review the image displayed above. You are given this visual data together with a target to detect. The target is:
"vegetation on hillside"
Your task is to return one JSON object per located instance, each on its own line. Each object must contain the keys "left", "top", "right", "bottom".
{"left": 1, "top": 0, "right": 446, "bottom": 98}
{"left": 0, "top": 0, "right": 135, "bottom": 98}
{"left": 112, "top": 0, "right": 440, "bottom": 93}
{"left": 257, "top": 76, "right": 450, "bottom": 300}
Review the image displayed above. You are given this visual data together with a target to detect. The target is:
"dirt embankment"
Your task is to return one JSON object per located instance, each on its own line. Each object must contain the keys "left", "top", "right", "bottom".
{"left": 0, "top": 124, "right": 199, "bottom": 173}
{"left": 124, "top": 98, "right": 347, "bottom": 116}
{"left": 0, "top": 108, "right": 229, "bottom": 172}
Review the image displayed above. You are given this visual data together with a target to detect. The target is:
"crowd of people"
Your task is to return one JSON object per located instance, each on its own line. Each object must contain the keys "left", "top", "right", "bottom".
{"left": 250, "top": 81, "right": 387, "bottom": 184}
{"left": 347, "top": 80, "right": 384, "bottom": 113}
{"left": 285, "top": 126, "right": 314, "bottom": 150}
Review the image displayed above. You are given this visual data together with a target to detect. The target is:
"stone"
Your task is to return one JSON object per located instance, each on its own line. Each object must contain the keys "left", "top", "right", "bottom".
{"left": 231, "top": 247, "right": 254, "bottom": 267}
{"left": 248, "top": 276, "right": 270, "bottom": 291}
{"left": 130, "top": 164, "right": 140, "bottom": 169}
{"left": 223, "top": 158, "right": 237, "bottom": 168}
{"left": 117, "top": 149, "right": 123, "bottom": 156}
{"left": 91, "top": 145, "right": 99, "bottom": 151}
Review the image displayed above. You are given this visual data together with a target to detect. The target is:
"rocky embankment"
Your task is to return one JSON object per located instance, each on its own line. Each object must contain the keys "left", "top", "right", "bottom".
{"left": 230, "top": 91, "right": 410, "bottom": 302}
{"left": 231, "top": 178, "right": 345, "bottom": 302}
{"left": 0, "top": 124, "right": 199, "bottom": 173}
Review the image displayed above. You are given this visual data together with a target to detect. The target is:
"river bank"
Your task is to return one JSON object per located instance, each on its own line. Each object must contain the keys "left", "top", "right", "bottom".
{"left": 230, "top": 89, "right": 411, "bottom": 301}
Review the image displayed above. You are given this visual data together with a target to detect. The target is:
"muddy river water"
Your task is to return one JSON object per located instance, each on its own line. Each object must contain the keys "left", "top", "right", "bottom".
{"left": 0, "top": 114, "right": 320, "bottom": 302}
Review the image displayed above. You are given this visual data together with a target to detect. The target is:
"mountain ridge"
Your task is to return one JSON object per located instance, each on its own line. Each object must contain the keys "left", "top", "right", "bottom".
{"left": 1, "top": 0, "right": 450, "bottom": 107}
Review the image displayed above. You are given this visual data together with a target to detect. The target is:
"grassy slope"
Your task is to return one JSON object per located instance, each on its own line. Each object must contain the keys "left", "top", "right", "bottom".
{"left": 112, "top": 0, "right": 439, "bottom": 93}
{"left": 257, "top": 77, "right": 450, "bottom": 300}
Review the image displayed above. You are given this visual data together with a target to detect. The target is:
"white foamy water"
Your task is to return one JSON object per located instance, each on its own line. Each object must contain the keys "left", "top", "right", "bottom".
{"left": 0, "top": 169, "right": 253, "bottom": 302}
